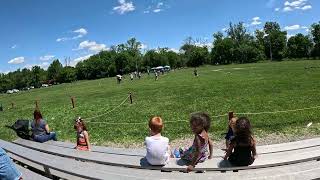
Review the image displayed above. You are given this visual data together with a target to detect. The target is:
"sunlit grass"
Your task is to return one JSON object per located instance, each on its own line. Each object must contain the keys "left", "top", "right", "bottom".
{"left": 1, "top": 60, "right": 320, "bottom": 145}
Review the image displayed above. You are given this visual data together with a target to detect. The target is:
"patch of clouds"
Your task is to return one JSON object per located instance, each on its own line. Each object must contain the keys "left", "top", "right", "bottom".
{"left": 153, "top": 9, "right": 162, "bottom": 13}
{"left": 144, "top": 1, "right": 169, "bottom": 14}
{"left": 251, "top": 17, "right": 262, "bottom": 26}
{"left": 56, "top": 27, "right": 88, "bottom": 42}
{"left": 113, "top": 0, "right": 135, "bottom": 15}
{"left": 284, "top": 24, "right": 309, "bottom": 31}
{"left": 275, "top": 8, "right": 280, "bottom": 11}
{"left": 8, "top": 57, "right": 25, "bottom": 64}
{"left": 40, "top": 55, "right": 55, "bottom": 61}
{"left": 11, "top": 45, "right": 17, "bottom": 49}
{"left": 139, "top": 43, "right": 148, "bottom": 50}
{"left": 75, "top": 40, "right": 108, "bottom": 52}
{"left": 222, "top": 27, "right": 228, "bottom": 32}
{"left": 284, "top": 24, "right": 301, "bottom": 31}
{"left": 71, "top": 54, "right": 94, "bottom": 66}
{"left": 169, "top": 48, "right": 180, "bottom": 53}
{"left": 282, "top": 0, "right": 312, "bottom": 12}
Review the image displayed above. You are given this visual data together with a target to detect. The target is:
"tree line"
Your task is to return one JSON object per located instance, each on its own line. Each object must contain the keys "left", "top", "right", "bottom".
{"left": 1, "top": 21, "right": 320, "bottom": 93}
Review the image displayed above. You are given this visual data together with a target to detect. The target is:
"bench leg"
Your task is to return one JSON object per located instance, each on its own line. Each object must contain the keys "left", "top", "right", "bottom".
{"left": 44, "top": 166, "right": 53, "bottom": 179}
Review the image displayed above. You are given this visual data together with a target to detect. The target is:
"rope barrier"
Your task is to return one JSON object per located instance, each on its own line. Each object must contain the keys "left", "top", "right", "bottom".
{"left": 86, "top": 105, "right": 320, "bottom": 125}
{"left": 86, "top": 95, "right": 130, "bottom": 121}
{"left": 235, "top": 106, "right": 320, "bottom": 115}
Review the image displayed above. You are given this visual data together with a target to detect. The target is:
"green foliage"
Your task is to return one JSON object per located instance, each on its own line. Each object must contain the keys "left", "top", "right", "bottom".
{"left": 311, "top": 22, "right": 320, "bottom": 57}
{"left": 47, "top": 60, "right": 63, "bottom": 83}
{"left": 263, "top": 22, "right": 287, "bottom": 60}
{"left": 287, "top": 33, "right": 313, "bottom": 58}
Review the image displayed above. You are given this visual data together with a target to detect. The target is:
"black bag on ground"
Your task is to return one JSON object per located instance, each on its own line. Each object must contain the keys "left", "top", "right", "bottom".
{"left": 6, "top": 119, "right": 31, "bottom": 140}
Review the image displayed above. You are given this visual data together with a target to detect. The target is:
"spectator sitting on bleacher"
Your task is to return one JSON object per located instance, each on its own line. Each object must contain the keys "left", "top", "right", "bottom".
{"left": 74, "top": 117, "right": 91, "bottom": 151}
{"left": 177, "top": 112, "right": 213, "bottom": 172}
{"left": 145, "top": 116, "right": 171, "bottom": 166}
{"left": 224, "top": 117, "right": 257, "bottom": 166}
{"left": 31, "top": 109, "right": 57, "bottom": 143}
{"left": 0, "top": 147, "right": 22, "bottom": 180}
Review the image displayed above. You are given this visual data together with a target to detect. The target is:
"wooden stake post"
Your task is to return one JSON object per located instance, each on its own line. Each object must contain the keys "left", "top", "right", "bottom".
{"left": 71, "top": 97, "right": 75, "bottom": 108}
{"left": 129, "top": 93, "right": 133, "bottom": 104}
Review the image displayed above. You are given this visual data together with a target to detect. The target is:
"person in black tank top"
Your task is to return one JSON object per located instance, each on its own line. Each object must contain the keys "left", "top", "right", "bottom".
{"left": 223, "top": 117, "right": 257, "bottom": 166}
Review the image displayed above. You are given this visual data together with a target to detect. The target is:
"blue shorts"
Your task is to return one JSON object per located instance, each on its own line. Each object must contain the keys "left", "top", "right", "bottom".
{"left": 0, "top": 148, "right": 22, "bottom": 180}
{"left": 225, "top": 127, "right": 234, "bottom": 141}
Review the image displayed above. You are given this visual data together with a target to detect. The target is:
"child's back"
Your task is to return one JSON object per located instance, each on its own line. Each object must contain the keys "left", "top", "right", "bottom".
{"left": 145, "top": 135, "right": 170, "bottom": 165}
{"left": 145, "top": 116, "right": 170, "bottom": 165}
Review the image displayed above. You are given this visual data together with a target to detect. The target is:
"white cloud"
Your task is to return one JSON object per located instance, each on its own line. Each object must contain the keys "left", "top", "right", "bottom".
{"left": 139, "top": 43, "right": 148, "bottom": 50}
{"left": 144, "top": 1, "right": 168, "bottom": 14}
{"left": 222, "top": 27, "right": 228, "bottom": 31}
{"left": 284, "top": 24, "right": 301, "bottom": 31}
{"left": 11, "top": 45, "right": 17, "bottom": 49}
{"left": 195, "top": 42, "right": 213, "bottom": 49}
{"left": 169, "top": 48, "right": 180, "bottom": 53}
{"left": 153, "top": 9, "right": 162, "bottom": 13}
{"left": 282, "top": 0, "right": 312, "bottom": 12}
{"left": 71, "top": 54, "right": 94, "bottom": 66}
{"left": 41, "top": 62, "right": 50, "bottom": 69}
{"left": 75, "top": 40, "right": 108, "bottom": 52}
{"left": 57, "top": 28, "right": 88, "bottom": 42}
{"left": 113, "top": 0, "right": 135, "bottom": 14}
{"left": 8, "top": 57, "right": 25, "bottom": 64}
{"left": 283, "top": 6, "right": 293, "bottom": 11}
{"left": 73, "top": 28, "right": 87, "bottom": 36}
{"left": 287, "top": 34, "right": 295, "bottom": 39}
{"left": 275, "top": 7, "right": 280, "bottom": 11}
{"left": 301, "top": 5, "right": 312, "bottom": 10}
{"left": 251, "top": 17, "right": 262, "bottom": 25}
{"left": 56, "top": 37, "right": 68, "bottom": 42}
{"left": 40, "top": 55, "right": 55, "bottom": 61}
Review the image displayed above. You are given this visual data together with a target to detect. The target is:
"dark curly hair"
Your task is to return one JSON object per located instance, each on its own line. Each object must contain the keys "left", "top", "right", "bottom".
{"left": 190, "top": 112, "right": 211, "bottom": 132}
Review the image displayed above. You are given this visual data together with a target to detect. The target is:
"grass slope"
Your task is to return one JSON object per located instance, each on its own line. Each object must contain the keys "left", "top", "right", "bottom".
{"left": 1, "top": 60, "right": 320, "bottom": 146}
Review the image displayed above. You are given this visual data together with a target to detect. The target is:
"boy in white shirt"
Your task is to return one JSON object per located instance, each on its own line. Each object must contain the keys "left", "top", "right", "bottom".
{"left": 145, "top": 116, "right": 171, "bottom": 165}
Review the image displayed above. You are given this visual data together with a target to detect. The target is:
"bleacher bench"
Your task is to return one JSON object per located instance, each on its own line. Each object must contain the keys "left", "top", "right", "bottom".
{"left": 1, "top": 138, "right": 320, "bottom": 179}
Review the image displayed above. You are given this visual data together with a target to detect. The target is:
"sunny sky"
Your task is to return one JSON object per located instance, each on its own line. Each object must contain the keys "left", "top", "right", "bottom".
{"left": 0, "top": 0, "right": 319, "bottom": 73}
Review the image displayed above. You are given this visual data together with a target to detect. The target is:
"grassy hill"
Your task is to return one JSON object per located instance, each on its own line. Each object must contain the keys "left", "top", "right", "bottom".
{"left": 1, "top": 60, "right": 320, "bottom": 146}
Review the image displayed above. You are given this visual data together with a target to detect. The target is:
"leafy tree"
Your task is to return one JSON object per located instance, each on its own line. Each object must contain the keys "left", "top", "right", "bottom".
{"left": 311, "top": 22, "right": 320, "bottom": 57}
{"left": 47, "top": 59, "right": 63, "bottom": 83}
{"left": 58, "top": 66, "right": 77, "bottom": 83}
{"left": 263, "top": 22, "right": 287, "bottom": 60}
{"left": 287, "top": 33, "right": 313, "bottom": 58}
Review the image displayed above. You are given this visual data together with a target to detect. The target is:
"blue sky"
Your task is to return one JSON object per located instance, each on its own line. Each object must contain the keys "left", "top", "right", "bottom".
{"left": 1, "top": 0, "right": 319, "bottom": 73}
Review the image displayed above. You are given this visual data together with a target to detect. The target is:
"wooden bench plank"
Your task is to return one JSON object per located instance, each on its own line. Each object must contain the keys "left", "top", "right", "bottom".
{"left": 3, "top": 139, "right": 320, "bottom": 179}
{"left": 13, "top": 138, "right": 320, "bottom": 172}
{"left": 15, "top": 164, "right": 50, "bottom": 180}
{"left": 8, "top": 153, "right": 85, "bottom": 180}
{"left": 43, "top": 137, "right": 320, "bottom": 157}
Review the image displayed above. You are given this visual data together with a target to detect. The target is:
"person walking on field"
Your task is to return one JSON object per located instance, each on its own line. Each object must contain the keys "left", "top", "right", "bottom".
{"left": 130, "top": 73, "right": 134, "bottom": 81}
{"left": 138, "top": 72, "right": 141, "bottom": 79}
{"left": 194, "top": 68, "right": 198, "bottom": 77}
{"left": 155, "top": 71, "right": 158, "bottom": 81}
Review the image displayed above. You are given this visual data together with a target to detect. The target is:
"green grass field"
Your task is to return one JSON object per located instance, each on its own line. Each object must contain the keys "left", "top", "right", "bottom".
{"left": 1, "top": 60, "right": 320, "bottom": 146}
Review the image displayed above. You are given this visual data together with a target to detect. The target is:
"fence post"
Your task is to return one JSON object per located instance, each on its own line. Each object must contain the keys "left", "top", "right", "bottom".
{"left": 129, "top": 92, "right": 133, "bottom": 104}
{"left": 228, "top": 111, "right": 234, "bottom": 121}
{"left": 71, "top": 97, "right": 75, "bottom": 108}
{"left": 35, "top": 100, "right": 39, "bottom": 110}
{"left": 11, "top": 102, "right": 14, "bottom": 109}
{"left": 0, "top": 104, "right": 3, "bottom": 112}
